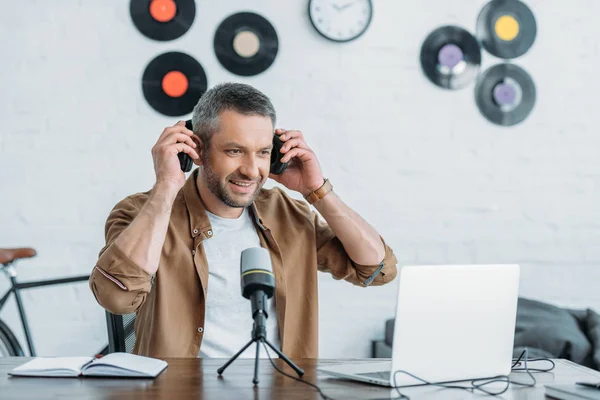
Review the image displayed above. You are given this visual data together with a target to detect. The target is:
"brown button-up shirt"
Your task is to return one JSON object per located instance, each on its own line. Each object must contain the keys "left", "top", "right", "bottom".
{"left": 89, "top": 169, "right": 398, "bottom": 358}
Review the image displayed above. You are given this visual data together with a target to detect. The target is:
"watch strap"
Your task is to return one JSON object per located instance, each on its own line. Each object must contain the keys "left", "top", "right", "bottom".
{"left": 304, "top": 179, "right": 333, "bottom": 205}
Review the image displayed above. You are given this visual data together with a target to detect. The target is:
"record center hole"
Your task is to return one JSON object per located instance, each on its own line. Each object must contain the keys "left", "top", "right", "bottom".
{"left": 233, "top": 30, "right": 260, "bottom": 58}
{"left": 162, "top": 71, "right": 188, "bottom": 98}
{"left": 495, "top": 15, "right": 519, "bottom": 41}
{"left": 149, "top": 0, "right": 177, "bottom": 23}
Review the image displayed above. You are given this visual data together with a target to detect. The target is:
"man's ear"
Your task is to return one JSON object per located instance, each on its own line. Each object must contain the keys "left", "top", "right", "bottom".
{"left": 191, "top": 135, "right": 204, "bottom": 166}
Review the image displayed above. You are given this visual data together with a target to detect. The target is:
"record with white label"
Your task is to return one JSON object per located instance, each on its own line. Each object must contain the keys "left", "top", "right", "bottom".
{"left": 214, "top": 12, "right": 279, "bottom": 77}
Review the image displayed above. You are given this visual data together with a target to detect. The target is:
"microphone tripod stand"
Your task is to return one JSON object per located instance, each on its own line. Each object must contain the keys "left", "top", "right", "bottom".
{"left": 217, "top": 290, "right": 304, "bottom": 385}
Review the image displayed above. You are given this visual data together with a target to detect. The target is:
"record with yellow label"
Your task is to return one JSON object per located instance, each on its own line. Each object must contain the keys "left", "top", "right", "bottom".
{"left": 476, "top": 0, "right": 536, "bottom": 59}
{"left": 142, "top": 52, "right": 208, "bottom": 116}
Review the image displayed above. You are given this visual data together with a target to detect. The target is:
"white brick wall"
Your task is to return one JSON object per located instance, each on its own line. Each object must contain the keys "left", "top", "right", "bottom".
{"left": 1, "top": 0, "right": 599, "bottom": 358}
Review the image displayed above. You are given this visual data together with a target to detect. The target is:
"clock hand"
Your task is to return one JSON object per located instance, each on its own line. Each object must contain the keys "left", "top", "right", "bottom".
{"left": 339, "top": 0, "right": 360, "bottom": 11}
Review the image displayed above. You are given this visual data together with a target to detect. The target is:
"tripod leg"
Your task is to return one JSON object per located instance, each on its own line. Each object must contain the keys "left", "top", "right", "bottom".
{"left": 253, "top": 340, "right": 260, "bottom": 385}
{"left": 217, "top": 337, "right": 256, "bottom": 375}
{"left": 264, "top": 338, "right": 304, "bottom": 376}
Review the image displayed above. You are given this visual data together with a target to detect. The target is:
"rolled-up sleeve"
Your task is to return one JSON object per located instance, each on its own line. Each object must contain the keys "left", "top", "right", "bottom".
{"left": 313, "top": 212, "right": 398, "bottom": 287}
{"left": 89, "top": 195, "right": 152, "bottom": 315}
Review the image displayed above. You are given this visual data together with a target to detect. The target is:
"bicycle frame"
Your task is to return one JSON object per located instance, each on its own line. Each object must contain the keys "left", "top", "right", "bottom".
{"left": 0, "top": 261, "right": 89, "bottom": 356}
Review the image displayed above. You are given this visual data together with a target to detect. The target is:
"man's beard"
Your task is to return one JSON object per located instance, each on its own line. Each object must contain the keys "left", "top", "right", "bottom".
{"left": 201, "top": 153, "right": 263, "bottom": 208}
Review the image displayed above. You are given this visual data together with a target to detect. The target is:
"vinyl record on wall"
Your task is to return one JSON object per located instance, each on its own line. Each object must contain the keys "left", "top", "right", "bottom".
{"left": 142, "top": 51, "right": 207, "bottom": 117}
{"left": 476, "top": 0, "right": 536, "bottom": 59}
{"left": 214, "top": 12, "right": 279, "bottom": 77}
{"left": 420, "top": 25, "right": 481, "bottom": 90}
{"left": 130, "top": 0, "right": 195, "bottom": 41}
{"left": 475, "top": 63, "right": 536, "bottom": 126}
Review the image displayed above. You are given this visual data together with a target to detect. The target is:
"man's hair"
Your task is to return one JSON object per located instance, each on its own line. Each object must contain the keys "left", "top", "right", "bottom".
{"left": 191, "top": 82, "right": 276, "bottom": 148}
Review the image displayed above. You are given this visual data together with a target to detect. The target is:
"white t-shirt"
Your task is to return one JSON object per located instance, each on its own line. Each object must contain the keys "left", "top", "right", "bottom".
{"left": 198, "top": 207, "right": 280, "bottom": 358}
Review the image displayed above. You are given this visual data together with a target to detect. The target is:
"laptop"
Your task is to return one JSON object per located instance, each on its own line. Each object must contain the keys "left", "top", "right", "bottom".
{"left": 318, "top": 264, "right": 520, "bottom": 387}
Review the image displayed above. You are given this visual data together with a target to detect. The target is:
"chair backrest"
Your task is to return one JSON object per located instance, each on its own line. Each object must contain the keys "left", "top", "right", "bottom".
{"left": 105, "top": 311, "right": 136, "bottom": 353}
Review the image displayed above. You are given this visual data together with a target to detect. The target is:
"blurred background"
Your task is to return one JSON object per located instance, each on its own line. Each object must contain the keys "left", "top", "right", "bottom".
{"left": 1, "top": 0, "right": 599, "bottom": 360}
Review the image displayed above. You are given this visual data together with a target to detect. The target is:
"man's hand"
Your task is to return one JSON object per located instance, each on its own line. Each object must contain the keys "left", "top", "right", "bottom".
{"left": 151, "top": 121, "right": 199, "bottom": 191}
{"left": 269, "top": 129, "right": 325, "bottom": 196}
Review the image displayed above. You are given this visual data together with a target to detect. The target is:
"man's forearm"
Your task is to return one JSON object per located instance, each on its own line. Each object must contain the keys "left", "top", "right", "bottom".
{"left": 313, "top": 191, "right": 385, "bottom": 265}
{"left": 113, "top": 182, "right": 179, "bottom": 276}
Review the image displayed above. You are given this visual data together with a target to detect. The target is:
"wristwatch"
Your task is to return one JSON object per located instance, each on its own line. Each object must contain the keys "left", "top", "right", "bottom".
{"left": 304, "top": 179, "right": 333, "bottom": 205}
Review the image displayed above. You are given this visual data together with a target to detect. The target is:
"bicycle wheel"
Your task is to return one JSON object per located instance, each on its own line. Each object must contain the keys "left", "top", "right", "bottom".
{"left": 0, "top": 318, "right": 24, "bottom": 356}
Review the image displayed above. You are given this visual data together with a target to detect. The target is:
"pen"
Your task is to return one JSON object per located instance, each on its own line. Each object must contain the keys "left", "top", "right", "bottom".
{"left": 576, "top": 382, "right": 600, "bottom": 389}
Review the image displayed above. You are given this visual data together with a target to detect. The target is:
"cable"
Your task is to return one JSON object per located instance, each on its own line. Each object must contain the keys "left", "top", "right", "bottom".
{"left": 261, "top": 340, "right": 336, "bottom": 400}
{"left": 264, "top": 346, "right": 556, "bottom": 400}
{"left": 259, "top": 345, "right": 553, "bottom": 400}
{"left": 511, "top": 349, "right": 556, "bottom": 373}
{"left": 391, "top": 348, "right": 556, "bottom": 399}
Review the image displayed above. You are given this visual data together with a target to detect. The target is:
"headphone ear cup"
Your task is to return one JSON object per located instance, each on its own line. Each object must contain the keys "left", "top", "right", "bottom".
{"left": 178, "top": 152, "right": 194, "bottom": 172}
{"left": 177, "top": 119, "right": 195, "bottom": 173}
{"left": 270, "top": 134, "right": 288, "bottom": 175}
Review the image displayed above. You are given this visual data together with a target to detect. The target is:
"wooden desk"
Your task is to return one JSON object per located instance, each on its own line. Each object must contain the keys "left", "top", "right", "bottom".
{"left": 1, "top": 357, "right": 600, "bottom": 399}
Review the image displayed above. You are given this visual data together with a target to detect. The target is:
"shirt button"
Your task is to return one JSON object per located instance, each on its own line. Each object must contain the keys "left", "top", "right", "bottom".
{"left": 207, "top": 230, "right": 213, "bottom": 236}
{"left": 192, "top": 250, "right": 196, "bottom": 256}
{"left": 193, "top": 229, "right": 199, "bottom": 235}
{"left": 197, "top": 327, "right": 203, "bottom": 333}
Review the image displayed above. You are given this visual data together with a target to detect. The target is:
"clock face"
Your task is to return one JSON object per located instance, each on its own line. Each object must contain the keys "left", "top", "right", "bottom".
{"left": 308, "top": 0, "right": 373, "bottom": 42}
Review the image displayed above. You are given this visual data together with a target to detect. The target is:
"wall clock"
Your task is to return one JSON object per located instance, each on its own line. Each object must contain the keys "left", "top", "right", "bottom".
{"left": 308, "top": 0, "right": 373, "bottom": 42}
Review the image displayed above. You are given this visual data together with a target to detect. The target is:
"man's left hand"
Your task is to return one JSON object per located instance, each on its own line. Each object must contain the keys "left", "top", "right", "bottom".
{"left": 269, "top": 129, "right": 325, "bottom": 196}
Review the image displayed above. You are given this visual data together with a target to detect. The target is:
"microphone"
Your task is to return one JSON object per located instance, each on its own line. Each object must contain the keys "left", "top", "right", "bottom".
{"left": 240, "top": 248, "right": 275, "bottom": 326}
{"left": 217, "top": 247, "right": 304, "bottom": 382}
{"left": 240, "top": 247, "right": 275, "bottom": 299}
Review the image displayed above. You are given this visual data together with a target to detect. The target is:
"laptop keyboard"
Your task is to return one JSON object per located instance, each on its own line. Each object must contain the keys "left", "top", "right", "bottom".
{"left": 357, "top": 371, "right": 390, "bottom": 380}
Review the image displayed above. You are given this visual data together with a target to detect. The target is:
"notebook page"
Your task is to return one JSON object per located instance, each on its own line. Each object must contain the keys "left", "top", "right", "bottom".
{"left": 82, "top": 353, "right": 167, "bottom": 377}
{"left": 10, "top": 357, "right": 93, "bottom": 377}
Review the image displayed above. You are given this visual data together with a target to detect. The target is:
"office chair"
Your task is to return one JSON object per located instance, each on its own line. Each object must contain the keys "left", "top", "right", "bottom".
{"left": 105, "top": 311, "right": 136, "bottom": 353}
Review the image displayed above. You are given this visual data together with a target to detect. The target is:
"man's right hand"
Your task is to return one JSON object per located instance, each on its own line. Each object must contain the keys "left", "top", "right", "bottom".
{"left": 152, "top": 121, "right": 199, "bottom": 191}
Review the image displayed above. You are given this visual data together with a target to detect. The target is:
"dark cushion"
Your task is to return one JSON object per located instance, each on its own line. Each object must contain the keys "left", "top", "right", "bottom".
{"left": 514, "top": 297, "right": 592, "bottom": 366}
{"left": 385, "top": 318, "right": 394, "bottom": 347}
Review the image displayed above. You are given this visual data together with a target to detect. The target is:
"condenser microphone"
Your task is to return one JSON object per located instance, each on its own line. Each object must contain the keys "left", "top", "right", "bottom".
{"left": 217, "top": 247, "right": 304, "bottom": 382}
{"left": 240, "top": 247, "right": 275, "bottom": 299}
{"left": 240, "top": 247, "right": 275, "bottom": 329}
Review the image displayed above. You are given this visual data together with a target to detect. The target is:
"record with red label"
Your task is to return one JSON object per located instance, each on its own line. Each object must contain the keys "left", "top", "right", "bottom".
{"left": 475, "top": 63, "right": 536, "bottom": 126}
{"left": 420, "top": 25, "right": 481, "bottom": 90}
{"left": 142, "top": 52, "right": 207, "bottom": 116}
{"left": 130, "top": 0, "right": 195, "bottom": 41}
{"left": 476, "top": 0, "right": 536, "bottom": 59}
{"left": 214, "top": 12, "right": 279, "bottom": 77}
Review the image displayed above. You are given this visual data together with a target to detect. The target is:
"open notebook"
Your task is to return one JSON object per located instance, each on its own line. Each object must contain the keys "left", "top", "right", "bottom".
{"left": 9, "top": 353, "right": 167, "bottom": 378}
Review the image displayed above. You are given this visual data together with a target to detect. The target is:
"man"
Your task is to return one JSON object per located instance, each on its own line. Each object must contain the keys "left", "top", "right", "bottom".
{"left": 90, "top": 82, "right": 397, "bottom": 359}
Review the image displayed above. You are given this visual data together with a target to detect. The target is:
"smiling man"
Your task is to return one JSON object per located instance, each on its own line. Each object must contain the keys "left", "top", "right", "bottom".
{"left": 89, "top": 82, "right": 398, "bottom": 359}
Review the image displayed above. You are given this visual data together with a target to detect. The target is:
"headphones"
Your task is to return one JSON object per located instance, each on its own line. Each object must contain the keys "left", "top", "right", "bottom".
{"left": 178, "top": 119, "right": 288, "bottom": 174}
